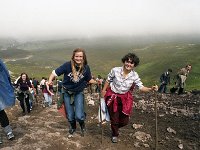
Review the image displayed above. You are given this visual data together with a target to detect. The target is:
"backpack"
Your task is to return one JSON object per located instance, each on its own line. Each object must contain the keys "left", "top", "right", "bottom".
{"left": 33, "top": 80, "right": 38, "bottom": 88}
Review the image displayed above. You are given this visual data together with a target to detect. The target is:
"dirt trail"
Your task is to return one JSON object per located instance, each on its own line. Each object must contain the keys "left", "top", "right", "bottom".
{"left": 3, "top": 55, "right": 33, "bottom": 63}
{"left": 0, "top": 91, "right": 199, "bottom": 150}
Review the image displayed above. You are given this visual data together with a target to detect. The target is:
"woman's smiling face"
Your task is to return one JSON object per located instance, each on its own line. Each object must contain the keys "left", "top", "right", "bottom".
{"left": 22, "top": 74, "right": 27, "bottom": 81}
{"left": 73, "top": 51, "right": 84, "bottom": 65}
{"left": 124, "top": 59, "right": 135, "bottom": 71}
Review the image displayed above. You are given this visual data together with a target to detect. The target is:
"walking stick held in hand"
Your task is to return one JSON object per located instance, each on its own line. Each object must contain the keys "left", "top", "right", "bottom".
{"left": 56, "top": 80, "right": 58, "bottom": 101}
{"left": 153, "top": 87, "right": 158, "bottom": 150}
{"left": 98, "top": 83, "right": 103, "bottom": 144}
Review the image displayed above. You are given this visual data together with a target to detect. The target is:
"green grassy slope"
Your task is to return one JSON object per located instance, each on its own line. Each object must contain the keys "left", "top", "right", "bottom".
{"left": 2, "top": 38, "right": 200, "bottom": 90}
{"left": 133, "top": 43, "right": 200, "bottom": 90}
{"left": 0, "top": 48, "right": 30, "bottom": 59}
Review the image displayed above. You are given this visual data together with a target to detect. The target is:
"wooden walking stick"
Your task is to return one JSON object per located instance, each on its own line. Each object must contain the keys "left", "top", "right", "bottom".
{"left": 98, "top": 84, "right": 103, "bottom": 144}
{"left": 154, "top": 91, "right": 158, "bottom": 150}
{"left": 56, "top": 80, "right": 59, "bottom": 101}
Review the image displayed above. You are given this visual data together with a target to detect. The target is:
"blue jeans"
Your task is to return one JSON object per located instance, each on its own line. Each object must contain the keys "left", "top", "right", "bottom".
{"left": 63, "top": 92, "right": 85, "bottom": 122}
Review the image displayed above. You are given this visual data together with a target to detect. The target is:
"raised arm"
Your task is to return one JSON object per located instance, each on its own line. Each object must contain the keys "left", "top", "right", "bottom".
{"left": 101, "top": 80, "right": 109, "bottom": 97}
{"left": 48, "top": 71, "right": 56, "bottom": 85}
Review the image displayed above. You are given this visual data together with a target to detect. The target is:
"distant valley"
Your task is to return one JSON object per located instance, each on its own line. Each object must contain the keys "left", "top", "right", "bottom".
{"left": 1, "top": 36, "right": 200, "bottom": 90}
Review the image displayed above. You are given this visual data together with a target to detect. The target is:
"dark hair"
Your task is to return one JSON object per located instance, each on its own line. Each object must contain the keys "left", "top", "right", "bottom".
{"left": 186, "top": 64, "right": 192, "bottom": 68}
{"left": 121, "top": 53, "right": 140, "bottom": 67}
{"left": 168, "top": 68, "right": 172, "bottom": 72}
{"left": 18, "top": 72, "right": 29, "bottom": 83}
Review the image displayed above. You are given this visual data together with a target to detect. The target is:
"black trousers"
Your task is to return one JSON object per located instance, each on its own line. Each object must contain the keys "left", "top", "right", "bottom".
{"left": 18, "top": 93, "right": 30, "bottom": 113}
{"left": 0, "top": 110, "right": 9, "bottom": 128}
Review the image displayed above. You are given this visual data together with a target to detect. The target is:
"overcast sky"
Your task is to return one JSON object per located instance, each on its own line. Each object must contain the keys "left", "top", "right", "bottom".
{"left": 0, "top": 0, "right": 200, "bottom": 40}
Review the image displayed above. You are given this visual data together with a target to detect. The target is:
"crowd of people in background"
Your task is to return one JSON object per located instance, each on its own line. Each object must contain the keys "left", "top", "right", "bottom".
{"left": 11, "top": 74, "right": 106, "bottom": 115}
{"left": 8, "top": 63, "right": 191, "bottom": 121}
{"left": 0, "top": 48, "right": 192, "bottom": 144}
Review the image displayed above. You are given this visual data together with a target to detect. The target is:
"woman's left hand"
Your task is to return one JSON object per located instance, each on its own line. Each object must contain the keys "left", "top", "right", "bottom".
{"left": 151, "top": 85, "right": 158, "bottom": 91}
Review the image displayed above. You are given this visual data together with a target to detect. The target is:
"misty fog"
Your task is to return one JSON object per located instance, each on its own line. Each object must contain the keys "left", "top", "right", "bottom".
{"left": 0, "top": 0, "right": 200, "bottom": 40}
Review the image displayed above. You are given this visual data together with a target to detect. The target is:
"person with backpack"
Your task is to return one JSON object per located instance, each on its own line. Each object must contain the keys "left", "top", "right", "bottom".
{"left": 170, "top": 64, "right": 192, "bottom": 95}
{"left": 48, "top": 48, "right": 97, "bottom": 137}
{"left": 158, "top": 69, "right": 172, "bottom": 93}
{"left": 101, "top": 53, "right": 158, "bottom": 143}
{"left": 0, "top": 59, "right": 15, "bottom": 142}
{"left": 32, "top": 78, "right": 39, "bottom": 95}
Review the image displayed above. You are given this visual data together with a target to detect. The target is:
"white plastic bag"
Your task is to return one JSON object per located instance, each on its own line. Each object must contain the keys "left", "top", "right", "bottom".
{"left": 98, "top": 98, "right": 110, "bottom": 122}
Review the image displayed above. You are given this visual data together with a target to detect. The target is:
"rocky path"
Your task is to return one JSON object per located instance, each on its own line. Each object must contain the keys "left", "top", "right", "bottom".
{"left": 0, "top": 91, "right": 199, "bottom": 150}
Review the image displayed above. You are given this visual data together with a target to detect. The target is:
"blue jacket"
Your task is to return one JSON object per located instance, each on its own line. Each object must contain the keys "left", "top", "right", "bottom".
{"left": 160, "top": 71, "right": 170, "bottom": 85}
{"left": 0, "top": 59, "right": 15, "bottom": 111}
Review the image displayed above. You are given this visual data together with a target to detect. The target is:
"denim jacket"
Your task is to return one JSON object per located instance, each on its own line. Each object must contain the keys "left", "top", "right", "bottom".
{"left": 0, "top": 59, "right": 15, "bottom": 111}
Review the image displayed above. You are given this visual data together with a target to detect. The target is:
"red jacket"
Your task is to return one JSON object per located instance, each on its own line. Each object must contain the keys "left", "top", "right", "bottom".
{"left": 104, "top": 87, "right": 134, "bottom": 116}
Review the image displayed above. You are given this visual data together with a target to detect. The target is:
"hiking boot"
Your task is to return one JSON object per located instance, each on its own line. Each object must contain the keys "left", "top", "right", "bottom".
{"left": 7, "top": 132, "right": 14, "bottom": 140}
{"left": 69, "top": 121, "right": 76, "bottom": 135}
{"left": 80, "top": 128, "right": 85, "bottom": 137}
{"left": 111, "top": 136, "right": 118, "bottom": 143}
{"left": 22, "top": 112, "right": 26, "bottom": 116}
{"left": 79, "top": 121, "right": 85, "bottom": 137}
{"left": 43, "top": 102, "right": 48, "bottom": 108}
{"left": 69, "top": 129, "right": 76, "bottom": 135}
{"left": 178, "top": 88, "right": 184, "bottom": 95}
{"left": 170, "top": 87, "right": 178, "bottom": 93}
